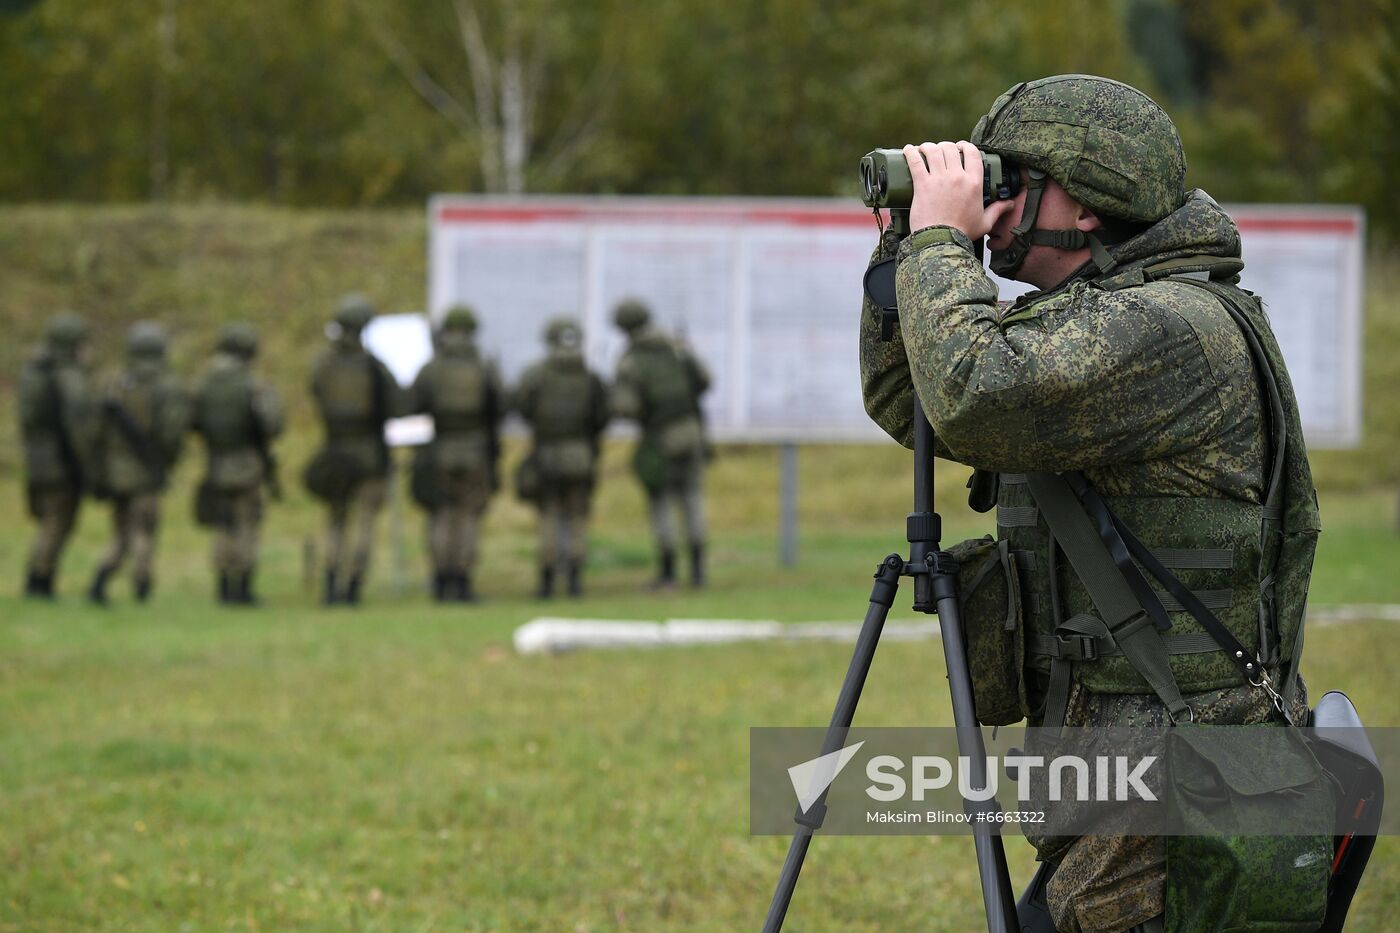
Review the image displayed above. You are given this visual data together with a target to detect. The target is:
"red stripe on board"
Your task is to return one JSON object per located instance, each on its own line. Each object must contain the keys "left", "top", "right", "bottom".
{"left": 436, "top": 205, "right": 875, "bottom": 227}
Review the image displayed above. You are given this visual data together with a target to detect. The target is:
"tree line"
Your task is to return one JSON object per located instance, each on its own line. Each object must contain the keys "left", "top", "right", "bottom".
{"left": 0, "top": 0, "right": 1395, "bottom": 237}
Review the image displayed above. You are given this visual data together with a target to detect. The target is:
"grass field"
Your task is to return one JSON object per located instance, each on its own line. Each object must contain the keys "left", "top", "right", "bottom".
{"left": 2, "top": 441, "right": 1400, "bottom": 931}
{"left": 1, "top": 207, "right": 1398, "bottom": 929}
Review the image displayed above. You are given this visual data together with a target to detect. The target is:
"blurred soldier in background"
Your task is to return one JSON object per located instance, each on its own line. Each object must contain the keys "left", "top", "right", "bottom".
{"left": 87, "top": 321, "right": 188, "bottom": 605}
{"left": 189, "top": 323, "right": 284, "bottom": 606}
{"left": 408, "top": 305, "right": 502, "bottom": 602}
{"left": 514, "top": 317, "right": 610, "bottom": 598}
{"left": 18, "top": 313, "right": 94, "bottom": 598}
{"left": 611, "top": 299, "right": 711, "bottom": 588}
{"left": 304, "top": 293, "right": 400, "bottom": 606}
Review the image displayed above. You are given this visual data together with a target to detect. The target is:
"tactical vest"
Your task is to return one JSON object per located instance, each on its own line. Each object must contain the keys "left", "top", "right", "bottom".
{"left": 102, "top": 371, "right": 174, "bottom": 494}
{"left": 1000, "top": 265, "right": 1319, "bottom": 725}
{"left": 630, "top": 341, "right": 698, "bottom": 433}
{"left": 532, "top": 363, "right": 596, "bottom": 443}
{"left": 19, "top": 355, "right": 82, "bottom": 485}
{"left": 196, "top": 364, "right": 255, "bottom": 453}
{"left": 315, "top": 351, "right": 381, "bottom": 437}
{"left": 424, "top": 356, "right": 488, "bottom": 436}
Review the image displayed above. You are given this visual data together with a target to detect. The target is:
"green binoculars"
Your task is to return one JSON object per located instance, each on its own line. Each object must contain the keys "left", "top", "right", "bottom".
{"left": 859, "top": 148, "right": 1022, "bottom": 210}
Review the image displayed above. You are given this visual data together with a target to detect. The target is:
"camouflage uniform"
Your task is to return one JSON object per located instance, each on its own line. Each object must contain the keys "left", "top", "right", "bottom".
{"left": 514, "top": 317, "right": 610, "bottom": 598}
{"left": 306, "top": 294, "right": 401, "bottom": 606}
{"left": 188, "top": 323, "right": 284, "bottom": 605}
{"left": 18, "top": 313, "right": 94, "bottom": 597}
{"left": 611, "top": 300, "right": 711, "bottom": 588}
{"left": 88, "top": 322, "right": 188, "bottom": 604}
{"left": 408, "top": 305, "right": 502, "bottom": 602}
{"left": 860, "top": 76, "right": 1322, "bottom": 932}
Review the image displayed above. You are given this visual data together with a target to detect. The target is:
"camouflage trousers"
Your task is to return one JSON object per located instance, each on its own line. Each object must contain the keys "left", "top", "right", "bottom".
{"left": 1035, "top": 676, "right": 1310, "bottom": 933}
{"left": 427, "top": 468, "right": 491, "bottom": 575}
{"left": 98, "top": 492, "right": 161, "bottom": 584}
{"left": 325, "top": 477, "right": 385, "bottom": 582}
{"left": 26, "top": 484, "right": 81, "bottom": 576}
{"left": 537, "top": 481, "right": 592, "bottom": 566}
{"left": 647, "top": 453, "right": 706, "bottom": 550}
{"left": 210, "top": 487, "right": 263, "bottom": 576}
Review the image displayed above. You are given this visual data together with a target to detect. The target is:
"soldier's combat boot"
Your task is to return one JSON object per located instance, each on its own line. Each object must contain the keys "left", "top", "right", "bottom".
{"left": 344, "top": 574, "right": 362, "bottom": 606}
{"left": 651, "top": 549, "right": 677, "bottom": 590}
{"left": 323, "top": 570, "right": 339, "bottom": 606}
{"left": 238, "top": 572, "right": 259, "bottom": 607}
{"left": 134, "top": 576, "right": 152, "bottom": 603}
{"left": 88, "top": 566, "right": 114, "bottom": 606}
{"left": 690, "top": 543, "right": 705, "bottom": 588}
{"left": 218, "top": 573, "right": 233, "bottom": 605}
{"left": 459, "top": 572, "right": 477, "bottom": 603}
{"left": 537, "top": 566, "right": 555, "bottom": 599}
{"left": 432, "top": 571, "right": 449, "bottom": 603}
{"left": 24, "top": 570, "right": 53, "bottom": 599}
{"left": 567, "top": 562, "right": 583, "bottom": 598}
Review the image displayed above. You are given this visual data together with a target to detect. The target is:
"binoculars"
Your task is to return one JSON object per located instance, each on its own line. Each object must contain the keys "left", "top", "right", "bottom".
{"left": 859, "top": 148, "right": 1022, "bottom": 210}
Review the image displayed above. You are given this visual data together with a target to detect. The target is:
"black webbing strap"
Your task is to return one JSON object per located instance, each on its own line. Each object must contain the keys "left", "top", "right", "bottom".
{"left": 1079, "top": 487, "right": 1293, "bottom": 725}
{"left": 1061, "top": 472, "right": 1173, "bottom": 633}
{"left": 1026, "top": 472, "right": 1191, "bottom": 727}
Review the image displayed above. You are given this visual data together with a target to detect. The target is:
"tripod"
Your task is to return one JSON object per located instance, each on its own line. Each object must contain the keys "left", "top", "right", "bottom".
{"left": 760, "top": 214, "right": 1019, "bottom": 933}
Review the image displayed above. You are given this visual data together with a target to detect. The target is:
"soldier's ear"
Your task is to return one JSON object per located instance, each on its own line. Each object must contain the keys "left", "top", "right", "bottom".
{"left": 1075, "top": 203, "right": 1103, "bottom": 233}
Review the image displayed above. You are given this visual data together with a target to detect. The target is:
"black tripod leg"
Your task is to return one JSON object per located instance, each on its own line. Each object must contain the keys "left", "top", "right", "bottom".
{"left": 761, "top": 554, "right": 904, "bottom": 933}
{"left": 930, "top": 559, "right": 1019, "bottom": 932}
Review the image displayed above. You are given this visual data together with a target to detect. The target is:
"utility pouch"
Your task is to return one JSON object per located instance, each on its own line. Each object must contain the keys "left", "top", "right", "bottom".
{"left": 408, "top": 446, "right": 441, "bottom": 510}
{"left": 1165, "top": 725, "right": 1334, "bottom": 932}
{"left": 302, "top": 446, "right": 370, "bottom": 504}
{"left": 537, "top": 439, "right": 594, "bottom": 483}
{"left": 632, "top": 440, "right": 667, "bottom": 494}
{"left": 659, "top": 416, "right": 704, "bottom": 459}
{"left": 950, "top": 535, "right": 1028, "bottom": 726}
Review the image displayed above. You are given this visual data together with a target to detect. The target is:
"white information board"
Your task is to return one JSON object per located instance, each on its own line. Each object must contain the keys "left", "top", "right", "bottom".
{"left": 361, "top": 312, "right": 434, "bottom": 447}
{"left": 428, "top": 197, "right": 1363, "bottom": 447}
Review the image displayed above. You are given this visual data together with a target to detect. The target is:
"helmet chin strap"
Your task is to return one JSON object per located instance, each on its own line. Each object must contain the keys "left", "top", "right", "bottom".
{"left": 989, "top": 169, "right": 1119, "bottom": 279}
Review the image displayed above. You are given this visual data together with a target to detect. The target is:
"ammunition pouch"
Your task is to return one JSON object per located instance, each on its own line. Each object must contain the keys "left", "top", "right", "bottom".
{"left": 949, "top": 535, "right": 1028, "bottom": 727}
{"left": 658, "top": 415, "right": 704, "bottom": 459}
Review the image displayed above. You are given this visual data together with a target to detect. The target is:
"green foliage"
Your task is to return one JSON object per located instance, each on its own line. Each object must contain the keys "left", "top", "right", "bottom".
{"left": 0, "top": 1, "right": 1391, "bottom": 233}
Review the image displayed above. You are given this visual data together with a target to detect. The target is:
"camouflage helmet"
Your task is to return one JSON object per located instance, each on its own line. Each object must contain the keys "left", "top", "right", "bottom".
{"left": 127, "top": 320, "right": 169, "bottom": 359}
{"left": 218, "top": 321, "right": 259, "bottom": 358}
{"left": 971, "top": 75, "right": 1187, "bottom": 277}
{"left": 334, "top": 293, "right": 375, "bottom": 331}
{"left": 441, "top": 305, "right": 478, "bottom": 333}
{"left": 543, "top": 316, "right": 582, "bottom": 349}
{"left": 613, "top": 298, "right": 650, "bottom": 332}
{"left": 971, "top": 74, "right": 1186, "bottom": 223}
{"left": 45, "top": 312, "right": 87, "bottom": 347}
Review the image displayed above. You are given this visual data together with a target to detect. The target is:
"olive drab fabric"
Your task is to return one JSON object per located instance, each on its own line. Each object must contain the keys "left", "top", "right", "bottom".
{"left": 408, "top": 319, "right": 502, "bottom": 486}
{"left": 19, "top": 314, "right": 94, "bottom": 590}
{"left": 306, "top": 326, "right": 399, "bottom": 498}
{"left": 92, "top": 323, "right": 188, "bottom": 497}
{"left": 515, "top": 324, "right": 609, "bottom": 485}
{"left": 860, "top": 73, "right": 1323, "bottom": 928}
{"left": 190, "top": 347, "right": 284, "bottom": 491}
{"left": 19, "top": 317, "right": 94, "bottom": 491}
{"left": 612, "top": 326, "right": 711, "bottom": 493}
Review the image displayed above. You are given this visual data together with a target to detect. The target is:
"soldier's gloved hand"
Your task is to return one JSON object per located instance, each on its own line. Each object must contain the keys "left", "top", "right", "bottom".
{"left": 903, "top": 141, "right": 1017, "bottom": 239}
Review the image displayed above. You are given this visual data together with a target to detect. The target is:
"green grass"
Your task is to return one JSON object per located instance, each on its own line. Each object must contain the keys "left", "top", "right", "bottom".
{"left": 2, "top": 453, "right": 1399, "bottom": 930}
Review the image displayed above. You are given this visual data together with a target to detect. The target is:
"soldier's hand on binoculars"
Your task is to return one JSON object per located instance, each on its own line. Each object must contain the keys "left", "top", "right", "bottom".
{"left": 903, "top": 141, "right": 1017, "bottom": 239}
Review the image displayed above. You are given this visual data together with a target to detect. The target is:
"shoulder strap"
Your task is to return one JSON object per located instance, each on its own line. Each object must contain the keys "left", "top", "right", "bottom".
{"left": 1025, "top": 472, "right": 1192, "bottom": 728}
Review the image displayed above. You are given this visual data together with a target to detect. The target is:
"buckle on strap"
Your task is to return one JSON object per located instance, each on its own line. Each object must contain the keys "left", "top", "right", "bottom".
{"left": 1055, "top": 633, "right": 1099, "bottom": 661}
